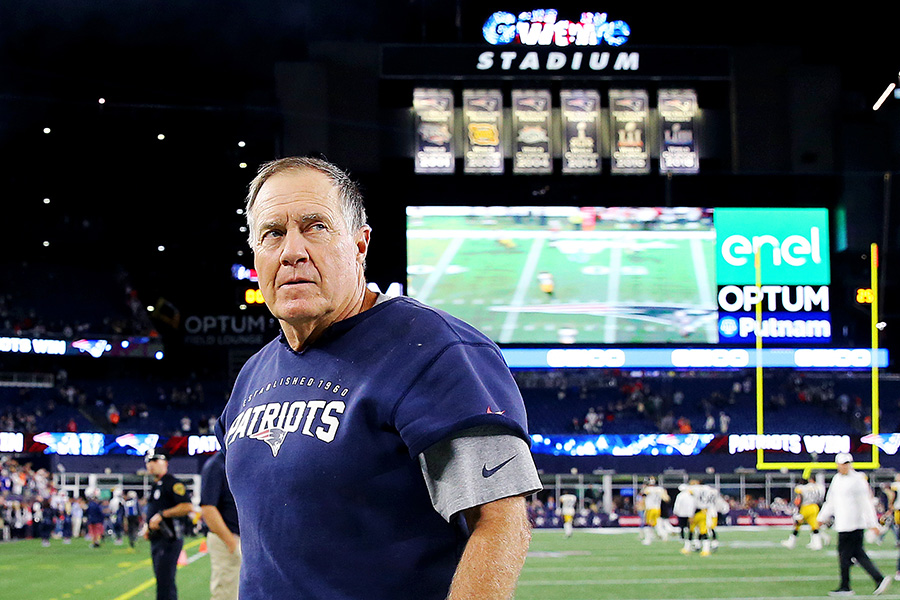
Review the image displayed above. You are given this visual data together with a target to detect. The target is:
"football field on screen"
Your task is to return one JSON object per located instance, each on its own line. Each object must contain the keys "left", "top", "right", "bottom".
{"left": 6, "top": 527, "right": 900, "bottom": 599}
{"left": 406, "top": 213, "right": 719, "bottom": 345}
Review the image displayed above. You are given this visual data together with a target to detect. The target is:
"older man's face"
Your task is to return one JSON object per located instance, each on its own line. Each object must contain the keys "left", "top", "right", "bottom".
{"left": 251, "top": 169, "right": 369, "bottom": 335}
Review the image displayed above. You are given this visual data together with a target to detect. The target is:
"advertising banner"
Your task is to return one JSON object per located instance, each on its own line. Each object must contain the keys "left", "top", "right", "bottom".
{"left": 609, "top": 89, "right": 650, "bottom": 174}
{"left": 560, "top": 89, "right": 602, "bottom": 174}
{"left": 512, "top": 90, "right": 553, "bottom": 174}
{"left": 463, "top": 89, "right": 504, "bottom": 174}
{"left": 713, "top": 208, "right": 831, "bottom": 285}
{"left": 658, "top": 89, "right": 699, "bottom": 174}
{"left": 413, "top": 88, "right": 455, "bottom": 174}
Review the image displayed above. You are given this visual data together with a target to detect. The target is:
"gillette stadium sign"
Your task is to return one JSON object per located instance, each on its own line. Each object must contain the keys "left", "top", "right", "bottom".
{"left": 482, "top": 10, "right": 630, "bottom": 47}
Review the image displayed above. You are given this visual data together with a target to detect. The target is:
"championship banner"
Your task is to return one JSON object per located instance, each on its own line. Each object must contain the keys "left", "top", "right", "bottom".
{"left": 463, "top": 89, "right": 504, "bottom": 174}
{"left": 658, "top": 89, "right": 699, "bottom": 174}
{"left": 511, "top": 90, "right": 552, "bottom": 174}
{"left": 609, "top": 89, "right": 650, "bottom": 174}
{"left": 413, "top": 88, "right": 455, "bottom": 174}
{"left": 560, "top": 89, "right": 602, "bottom": 174}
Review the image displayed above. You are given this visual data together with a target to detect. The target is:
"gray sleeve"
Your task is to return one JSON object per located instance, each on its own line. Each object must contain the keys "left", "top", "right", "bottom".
{"left": 418, "top": 425, "right": 543, "bottom": 522}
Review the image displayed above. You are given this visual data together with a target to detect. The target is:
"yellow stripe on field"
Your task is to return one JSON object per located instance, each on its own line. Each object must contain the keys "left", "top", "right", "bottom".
{"left": 110, "top": 538, "right": 205, "bottom": 600}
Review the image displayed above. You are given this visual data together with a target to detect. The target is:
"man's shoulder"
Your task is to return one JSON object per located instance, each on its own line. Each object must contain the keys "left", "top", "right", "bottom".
{"left": 376, "top": 296, "right": 496, "bottom": 346}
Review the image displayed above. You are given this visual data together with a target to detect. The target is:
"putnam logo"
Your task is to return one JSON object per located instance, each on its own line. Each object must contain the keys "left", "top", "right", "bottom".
{"left": 226, "top": 400, "right": 345, "bottom": 455}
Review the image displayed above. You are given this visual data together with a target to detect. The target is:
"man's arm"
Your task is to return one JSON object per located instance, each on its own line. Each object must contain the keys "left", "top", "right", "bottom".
{"left": 201, "top": 505, "right": 239, "bottom": 553}
{"left": 148, "top": 502, "right": 193, "bottom": 530}
{"left": 446, "top": 495, "right": 531, "bottom": 600}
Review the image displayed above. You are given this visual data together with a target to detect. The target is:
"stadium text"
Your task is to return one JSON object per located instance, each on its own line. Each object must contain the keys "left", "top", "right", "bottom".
{"left": 736, "top": 317, "right": 831, "bottom": 339}
{"left": 728, "top": 434, "right": 850, "bottom": 455}
{"left": 0, "top": 432, "right": 24, "bottom": 453}
{"left": 546, "top": 348, "right": 626, "bottom": 368}
{"left": 794, "top": 349, "right": 872, "bottom": 368}
{"left": 718, "top": 285, "right": 829, "bottom": 312}
{"left": 188, "top": 435, "right": 221, "bottom": 455}
{"left": 671, "top": 349, "right": 749, "bottom": 368}
{"left": 184, "top": 315, "right": 268, "bottom": 335}
{"left": 475, "top": 50, "right": 639, "bottom": 72}
{"left": 0, "top": 337, "right": 67, "bottom": 355}
{"left": 482, "top": 10, "right": 630, "bottom": 46}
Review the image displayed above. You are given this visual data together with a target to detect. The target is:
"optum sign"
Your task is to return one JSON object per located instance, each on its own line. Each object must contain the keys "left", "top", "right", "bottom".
{"left": 714, "top": 208, "right": 830, "bottom": 285}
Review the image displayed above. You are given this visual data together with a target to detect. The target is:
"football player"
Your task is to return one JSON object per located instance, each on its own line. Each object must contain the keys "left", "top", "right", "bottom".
{"left": 689, "top": 479, "right": 717, "bottom": 556}
{"left": 560, "top": 492, "right": 577, "bottom": 538}
{"left": 639, "top": 477, "right": 671, "bottom": 545}
{"left": 782, "top": 470, "right": 827, "bottom": 550}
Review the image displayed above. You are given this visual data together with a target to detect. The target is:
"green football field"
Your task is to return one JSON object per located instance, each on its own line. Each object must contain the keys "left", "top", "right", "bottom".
{"left": 5, "top": 527, "right": 900, "bottom": 599}
{"left": 407, "top": 212, "right": 719, "bottom": 345}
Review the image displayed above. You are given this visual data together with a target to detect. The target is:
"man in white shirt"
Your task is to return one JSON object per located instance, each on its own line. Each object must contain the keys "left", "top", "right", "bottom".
{"left": 819, "top": 453, "right": 892, "bottom": 596}
{"left": 673, "top": 484, "right": 695, "bottom": 555}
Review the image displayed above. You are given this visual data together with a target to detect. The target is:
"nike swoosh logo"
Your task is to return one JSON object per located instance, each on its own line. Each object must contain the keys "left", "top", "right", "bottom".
{"left": 482, "top": 455, "right": 517, "bottom": 478}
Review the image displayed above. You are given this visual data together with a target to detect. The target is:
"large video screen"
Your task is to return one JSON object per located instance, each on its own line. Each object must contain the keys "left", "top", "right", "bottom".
{"left": 406, "top": 206, "right": 719, "bottom": 344}
{"left": 406, "top": 206, "right": 832, "bottom": 346}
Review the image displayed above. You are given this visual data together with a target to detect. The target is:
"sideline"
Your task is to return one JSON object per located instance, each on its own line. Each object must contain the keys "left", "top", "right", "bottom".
{"left": 110, "top": 538, "right": 206, "bottom": 600}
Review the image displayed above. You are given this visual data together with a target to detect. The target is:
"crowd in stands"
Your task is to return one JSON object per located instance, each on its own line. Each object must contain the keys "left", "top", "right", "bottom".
{"left": 515, "top": 369, "right": 900, "bottom": 436}
{"left": 0, "top": 371, "right": 227, "bottom": 438}
{"left": 0, "top": 263, "right": 157, "bottom": 340}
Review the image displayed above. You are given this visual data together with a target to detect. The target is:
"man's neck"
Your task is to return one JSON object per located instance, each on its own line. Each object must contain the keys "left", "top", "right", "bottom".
{"left": 282, "top": 287, "right": 378, "bottom": 351}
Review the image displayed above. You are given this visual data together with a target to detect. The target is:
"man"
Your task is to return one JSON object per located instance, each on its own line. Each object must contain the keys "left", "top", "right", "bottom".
{"left": 200, "top": 451, "right": 241, "bottom": 600}
{"left": 782, "top": 470, "right": 827, "bottom": 550}
{"left": 819, "top": 453, "right": 892, "bottom": 596}
{"left": 673, "top": 483, "right": 695, "bottom": 555}
{"left": 639, "top": 477, "right": 670, "bottom": 545}
{"left": 124, "top": 491, "right": 141, "bottom": 549}
{"left": 688, "top": 479, "right": 717, "bottom": 556}
{"left": 708, "top": 489, "right": 730, "bottom": 550}
{"left": 144, "top": 450, "right": 193, "bottom": 600}
{"left": 215, "top": 157, "right": 542, "bottom": 600}
{"left": 86, "top": 490, "right": 105, "bottom": 547}
{"left": 559, "top": 492, "right": 577, "bottom": 538}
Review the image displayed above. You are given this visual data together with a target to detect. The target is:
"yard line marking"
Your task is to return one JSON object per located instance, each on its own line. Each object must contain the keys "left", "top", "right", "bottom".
{"left": 499, "top": 237, "right": 544, "bottom": 344}
{"left": 524, "top": 562, "right": 834, "bottom": 572}
{"left": 529, "top": 597, "right": 883, "bottom": 600}
{"left": 519, "top": 574, "right": 837, "bottom": 586}
{"left": 603, "top": 245, "right": 622, "bottom": 343}
{"left": 689, "top": 236, "right": 718, "bottom": 339}
{"left": 415, "top": 236, "right": 464, "bottom": 304}
{"left": 110, "top": 539, "right": 204, "bottom": 600}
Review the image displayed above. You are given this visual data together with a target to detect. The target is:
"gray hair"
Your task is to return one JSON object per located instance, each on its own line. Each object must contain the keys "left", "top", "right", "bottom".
{"left": 245, "top": 156, "right": 367, "bottom": 248}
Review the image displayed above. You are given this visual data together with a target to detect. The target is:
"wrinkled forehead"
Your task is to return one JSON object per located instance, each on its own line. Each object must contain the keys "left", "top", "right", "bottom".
{"left": 254, "top": 169, "right": 342, "bottom": 216}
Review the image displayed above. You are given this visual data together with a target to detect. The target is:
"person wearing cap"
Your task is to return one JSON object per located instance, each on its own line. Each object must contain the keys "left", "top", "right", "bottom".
{"left": 144, "top": 451, "right": 193, "bottom": 600}
{"left": 819, "top": 453, "right": 892, "bottom": 596}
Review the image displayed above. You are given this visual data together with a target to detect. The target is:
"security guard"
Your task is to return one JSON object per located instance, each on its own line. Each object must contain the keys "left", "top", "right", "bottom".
{"left": 144, "top": 450, "right": 193, "bottom": 600}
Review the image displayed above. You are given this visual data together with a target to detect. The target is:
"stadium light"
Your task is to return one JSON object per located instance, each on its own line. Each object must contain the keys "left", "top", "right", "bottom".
{"left": 873, "top": 83, "right": 896, "bottom": 110}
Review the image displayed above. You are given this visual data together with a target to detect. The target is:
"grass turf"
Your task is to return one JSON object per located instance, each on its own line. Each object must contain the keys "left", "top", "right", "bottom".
{"left": 4, "top": 527, "right": 899, "bottom": 599}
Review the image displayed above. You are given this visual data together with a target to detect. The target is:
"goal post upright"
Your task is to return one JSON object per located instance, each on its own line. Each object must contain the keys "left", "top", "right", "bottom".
{"left": 755, "top": 243, "right": 881, "bottom": 471}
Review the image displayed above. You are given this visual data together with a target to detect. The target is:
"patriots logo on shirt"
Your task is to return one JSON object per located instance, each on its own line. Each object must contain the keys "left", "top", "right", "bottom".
{"left": 250, "top": 428, "right": 288, "bottom": 457}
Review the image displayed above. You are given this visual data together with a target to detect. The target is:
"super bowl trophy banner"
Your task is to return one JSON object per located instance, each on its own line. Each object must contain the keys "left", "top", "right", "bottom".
{"left": 560, "top": 89, "right": 602, "bottom": 174}
{"left": 413, "top": 88, "right": 455, "bottom": 174}
{"left": 511, "top": 89, "right": 553, "bottom": 175}
{"left": 658, "top": 89, "right": 699, "bottom": 174}
{"left": 609, "top": 89, "right": 650, "bottom": 175}
{"left": 463, "top": 89, "right": 504, "bottom": 174}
